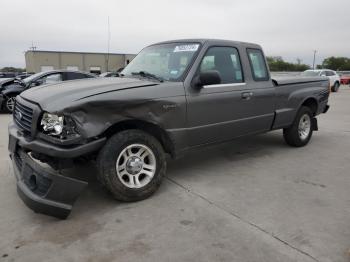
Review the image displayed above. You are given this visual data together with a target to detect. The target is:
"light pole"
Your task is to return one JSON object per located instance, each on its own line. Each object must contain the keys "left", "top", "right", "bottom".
{"left": 106, "top": 16, "right": 111, "bottom": 72}
{"left": 312, "top": 50, "right": 317, "bottom": 69}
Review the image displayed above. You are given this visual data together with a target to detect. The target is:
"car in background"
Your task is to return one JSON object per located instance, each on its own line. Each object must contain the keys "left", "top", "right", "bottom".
{"left": 99, "top": 71, "right": 122, "bottom": 77}
{"left": 0, "top": 72, "right": 17, "bottom": 78}
{"left": 0, "top": 73, "right": 33, "bottom": 87}
{"left": 338, "top": 71, "right": 350, "bottom": 85}
{"left": 0, "top": 70, "right": 96, "bottom": 113}
{"left": 99, "top": 67, "right": 125, "bottom": 78}
{"left": 15, "top": 73, "right": 34, "bottom": 80}
{"left": 301, "top": 69, "right": 340, "bottom": 92}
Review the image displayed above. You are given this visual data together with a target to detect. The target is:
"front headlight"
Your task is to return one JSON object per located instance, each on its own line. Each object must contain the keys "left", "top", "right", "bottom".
{"left": 40, "top": 113, "right": 64, "bottom": 136}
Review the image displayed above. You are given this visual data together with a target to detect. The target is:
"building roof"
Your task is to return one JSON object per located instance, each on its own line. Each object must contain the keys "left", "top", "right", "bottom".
{"left": 25, "top": 50, "right": 136, "bottom": 56}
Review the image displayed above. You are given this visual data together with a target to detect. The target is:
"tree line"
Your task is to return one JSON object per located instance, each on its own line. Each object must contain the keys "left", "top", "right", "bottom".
{"left": 2, "top": 56, "right": 350, "bottom": 73}
{"left": 317, "top": 57, "right": 350, "bottom": 71}
{"left": 267, "top": 56, "right": 350, "bottom": 72}
{"left": 266, "top": 56, "right": 310, "bottom": 72}
{"left": 0, "top": 67, "right": 25, "bottom": 73}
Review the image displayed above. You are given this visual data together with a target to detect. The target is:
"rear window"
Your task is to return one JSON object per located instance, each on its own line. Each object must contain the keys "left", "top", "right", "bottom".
{"left": 66, "top": 72, "right": 91, "bottom": 80}
{"left": 247, "top": 49, "right": 269, "bottom": 81}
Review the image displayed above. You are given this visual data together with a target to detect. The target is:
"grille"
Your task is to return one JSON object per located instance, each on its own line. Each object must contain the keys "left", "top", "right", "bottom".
{"left": 13, "top": 100, "right": 33, "bottom": 135}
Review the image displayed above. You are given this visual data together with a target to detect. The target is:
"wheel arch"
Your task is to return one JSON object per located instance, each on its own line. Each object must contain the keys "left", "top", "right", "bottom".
{"left": 300, "top": 97, "right": 318, "bottom": 116}
{"left": 102, "top": 120, "right": 175, "bottom": 158}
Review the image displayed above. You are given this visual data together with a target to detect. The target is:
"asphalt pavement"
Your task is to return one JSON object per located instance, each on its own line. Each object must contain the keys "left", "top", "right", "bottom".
{"left": 0, "top": 86, "right": 349, "bottom": 262}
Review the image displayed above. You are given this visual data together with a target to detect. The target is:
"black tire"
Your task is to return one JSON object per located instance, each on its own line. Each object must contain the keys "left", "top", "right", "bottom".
{"left": 283, "top": 106, "right": 314, "bottom": 147}
{"left": 3, "top": 94, "right": 16, "bottom": 113}
{"left": 97, "top": 129, "right": 166, "bottom": 202}
{"left": 331, "top": 82, "right": 339, "bottom": 92}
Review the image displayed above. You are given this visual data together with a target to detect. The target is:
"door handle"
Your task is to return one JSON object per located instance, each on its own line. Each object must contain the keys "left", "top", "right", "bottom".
{"left": 241, "top": 92, "right": 253, "bottom": 100}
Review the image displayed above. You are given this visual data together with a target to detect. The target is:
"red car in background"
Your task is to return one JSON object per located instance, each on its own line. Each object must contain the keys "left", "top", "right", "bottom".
{"left": 339, "top": 72, "right": 350, "bottom": 85}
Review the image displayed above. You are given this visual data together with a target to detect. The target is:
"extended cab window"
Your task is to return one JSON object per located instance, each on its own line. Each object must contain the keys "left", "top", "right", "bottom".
{"left": 247, "top": 49, "right": 269, "bottom": 81}
{"left": 200, "top": 46, "right": 243, "bottom": 84}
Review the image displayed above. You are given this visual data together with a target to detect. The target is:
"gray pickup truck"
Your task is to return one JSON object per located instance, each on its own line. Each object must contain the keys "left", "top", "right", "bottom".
{"left": 8, "top": 39, "right": 330, "bottom": 218}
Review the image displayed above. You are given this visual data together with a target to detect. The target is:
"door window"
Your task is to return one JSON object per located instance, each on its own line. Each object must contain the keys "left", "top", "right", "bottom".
{"left": 247, "top": 49, "right": 269, "bottom": 81}
{"left": 325, "top": 71, "right": 334, "bottom": 76}
{"left": 200, "top": 47, "right": 243, "bottom": 84}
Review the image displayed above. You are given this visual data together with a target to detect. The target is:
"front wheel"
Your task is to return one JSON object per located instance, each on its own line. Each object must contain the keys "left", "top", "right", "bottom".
{"left": 3, "top": 95, "right": 16, "bottom": 113}
{"left": 97, "top": 130, "right": 166, "bottom": 202}
{"left": 283, "top": 106, "right": 314, "bottom": 147}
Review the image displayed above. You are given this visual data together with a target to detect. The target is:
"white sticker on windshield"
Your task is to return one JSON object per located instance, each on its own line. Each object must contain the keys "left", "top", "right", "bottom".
{"left": 173, "top": 44, "right": 199, "bottom": 52}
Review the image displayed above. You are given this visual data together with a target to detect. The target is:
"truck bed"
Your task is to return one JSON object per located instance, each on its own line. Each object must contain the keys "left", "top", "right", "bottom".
{"left": 272, "top": 76, "right": 328, "bottom": 86}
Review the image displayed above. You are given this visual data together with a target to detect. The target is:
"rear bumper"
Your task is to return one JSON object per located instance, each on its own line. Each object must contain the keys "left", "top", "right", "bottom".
{"left": 9, "top": 142, "right": 88, "bottom": 219}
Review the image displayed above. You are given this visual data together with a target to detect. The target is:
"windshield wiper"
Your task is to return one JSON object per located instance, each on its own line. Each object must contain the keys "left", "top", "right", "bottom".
{"left": 131, "top": 71, "right": 164, "bottom": 82}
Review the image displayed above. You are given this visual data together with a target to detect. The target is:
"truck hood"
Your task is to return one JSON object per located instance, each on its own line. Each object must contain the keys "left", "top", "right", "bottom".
{"left": 20, "top": 77, "right": 158, "bottom": 110}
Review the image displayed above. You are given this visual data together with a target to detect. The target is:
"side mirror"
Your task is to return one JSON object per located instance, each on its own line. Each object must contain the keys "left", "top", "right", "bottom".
{"left": 195, "top": 70, "right": 221, "bottom": 88}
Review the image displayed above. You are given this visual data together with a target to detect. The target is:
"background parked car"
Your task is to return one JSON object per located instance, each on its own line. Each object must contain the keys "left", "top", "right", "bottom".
{"left": 0, "top": 72, "right": 17, "bottom": 78}
{"left": 15, "top": 73, "right": 34, "bottom": 80}
{"left": 99, "top": 71, "right": 121, "bottom": 77}
{"left": 338, "top": 72, "right": 350, "bottom": 85}
{"left": 301, "top": 69, "right": 341, "bottom": 92}
{"left": 0, "top": 70, "right": 96, "bottom": 113}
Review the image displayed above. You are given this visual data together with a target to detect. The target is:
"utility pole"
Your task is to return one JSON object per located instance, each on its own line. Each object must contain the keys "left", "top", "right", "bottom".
{"left": 30, "top": 41, "right": 37, "bottom": 51}
{"left": 106, "top": 16, "right": 111, "bottom": 72}
{"left": 312, "top": 50, "right": 317, "bottom": 69}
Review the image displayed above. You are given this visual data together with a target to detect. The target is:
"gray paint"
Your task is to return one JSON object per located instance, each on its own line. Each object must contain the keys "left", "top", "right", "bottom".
{"left": 17, "top": 39, "right": 329, "bottom": 158}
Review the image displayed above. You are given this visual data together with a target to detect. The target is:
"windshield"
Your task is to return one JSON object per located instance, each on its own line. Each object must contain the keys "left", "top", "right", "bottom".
{"left": 122, "top": 43, "right": 201, "bottom": 81}
{"left": 22, "top": 71, "right": 47, "bottom": 84}
{"left": 301, "top": 70, "right": 320, "bottom": 77}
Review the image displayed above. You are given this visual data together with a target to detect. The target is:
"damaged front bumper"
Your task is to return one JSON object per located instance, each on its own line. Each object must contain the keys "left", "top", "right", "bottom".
{"left": 8, "top": 124, "right": 93, "bottom": 219}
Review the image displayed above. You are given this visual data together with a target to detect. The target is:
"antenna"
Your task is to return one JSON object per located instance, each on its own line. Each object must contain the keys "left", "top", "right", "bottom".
{"left": 106, "top": 16, "right": 111, "bottom": 72}
{"left": 30, "top": 41, "right": 37, "bottom": 51}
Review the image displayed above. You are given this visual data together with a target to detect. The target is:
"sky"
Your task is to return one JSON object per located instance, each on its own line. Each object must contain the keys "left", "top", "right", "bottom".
{"left": 1, "top": 0, "right": 349, "bottom": 68}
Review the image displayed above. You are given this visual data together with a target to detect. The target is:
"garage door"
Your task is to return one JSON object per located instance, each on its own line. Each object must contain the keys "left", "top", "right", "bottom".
{"left": 90, "top": 66, "right": 101, "bottom": 75}
{"left": 40, "top": 66, "right": 54, "bottom": 72}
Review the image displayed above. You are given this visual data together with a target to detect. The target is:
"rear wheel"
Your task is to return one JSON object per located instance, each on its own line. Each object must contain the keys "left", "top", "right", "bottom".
{"left": 97, "top": 130, "right": 166, "bottom": 202}
{"left": 332, "top": 82, "right": 340, "bottom": 92}
{"left": 283, "top": 106, "right": 314, "bottom": 147}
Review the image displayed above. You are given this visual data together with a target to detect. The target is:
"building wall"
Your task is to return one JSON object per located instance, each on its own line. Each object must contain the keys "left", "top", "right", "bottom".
{"left": 25, "top": 51, "right": 136, "bottom": 73}
{"left": 60, "top": 53, "right": 84, "bottom": 71}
